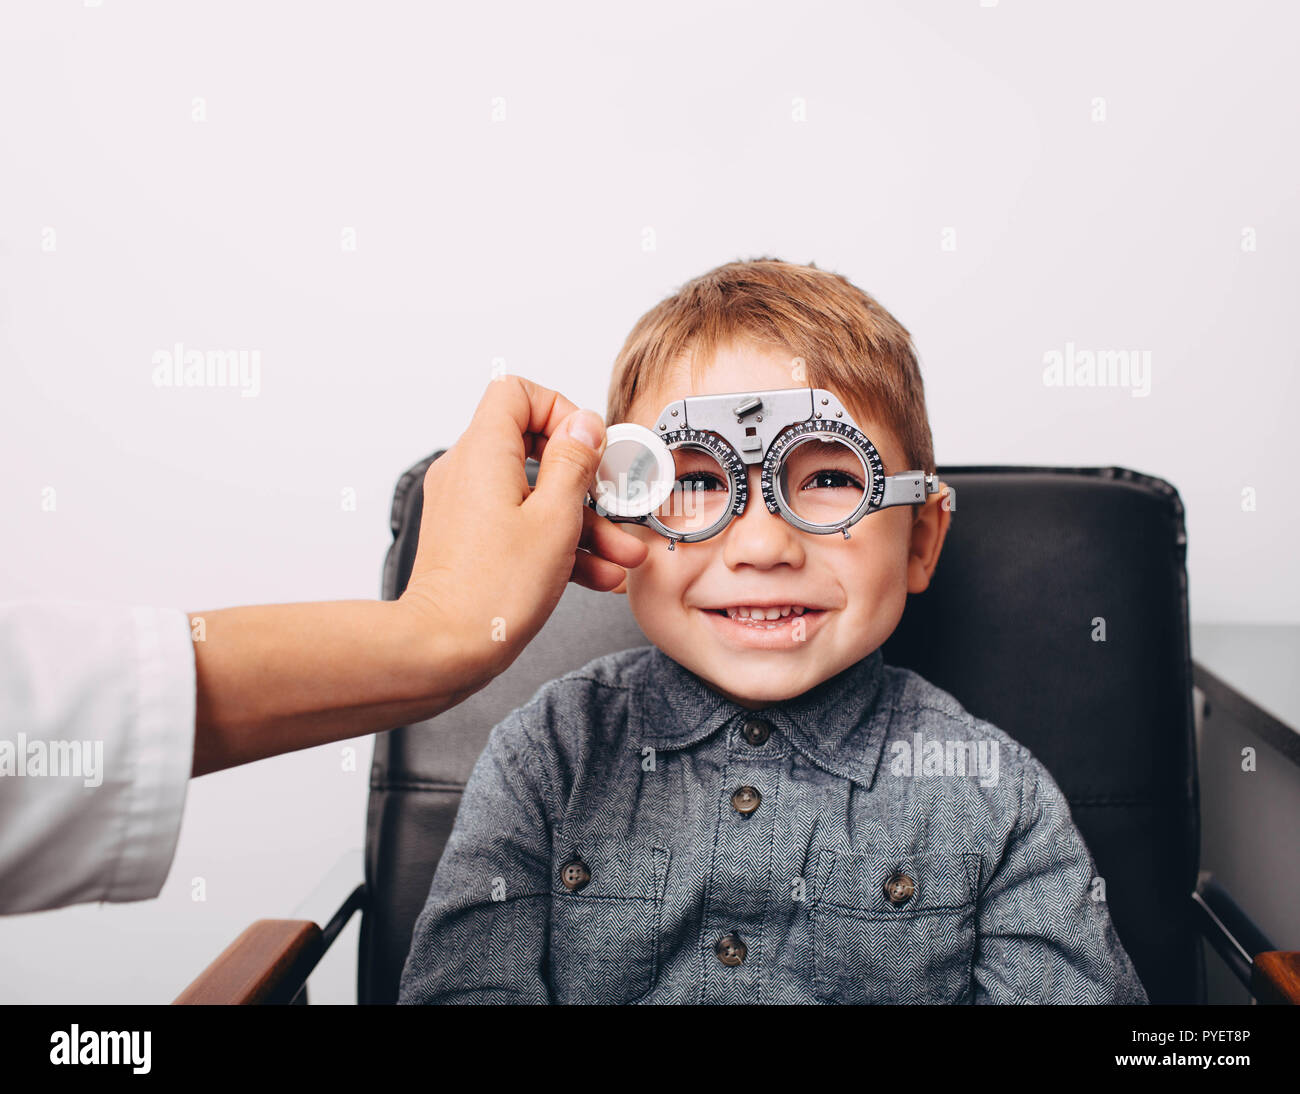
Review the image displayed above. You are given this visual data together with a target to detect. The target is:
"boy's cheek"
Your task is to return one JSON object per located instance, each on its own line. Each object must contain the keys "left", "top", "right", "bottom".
{"left": 623, "top": 567, "right": 657, "bottom": 618}
{"left": 624, "top": 570, "right": 691, "bottom": 649}
{"left": 846, "top": 524, "right": 913, "bottom": 584}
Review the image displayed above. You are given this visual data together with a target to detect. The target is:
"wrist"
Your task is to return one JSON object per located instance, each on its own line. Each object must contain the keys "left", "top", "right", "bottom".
{"left": 389, "top": 590, "right": 503, "bottom": 716}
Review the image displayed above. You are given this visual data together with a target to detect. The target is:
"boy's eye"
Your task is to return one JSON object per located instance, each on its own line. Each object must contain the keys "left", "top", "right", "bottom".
{"left": 669, "top": 447, "right": 729, "bottom": 493}
{"left": 677, "top": 470, "right": 727, "bottom": 491}
{"left": 779, "top": 437, "right": 870, "bottom": 526}
{"left": 655, "top": 446, "right": 733, "bottom": 535}
{"left": 799, "top": 469, "right": 864, "bottom": 492}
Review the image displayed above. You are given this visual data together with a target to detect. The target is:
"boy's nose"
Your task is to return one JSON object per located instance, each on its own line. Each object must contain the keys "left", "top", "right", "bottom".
{"left": 719, "top": 467, "right": 805, "bottom": 569}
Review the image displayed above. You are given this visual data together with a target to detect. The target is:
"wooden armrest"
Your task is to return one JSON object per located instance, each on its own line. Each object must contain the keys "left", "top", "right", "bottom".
{"left": 174, "top": 919, "right": 324, "bottom": 1005}
{"left": 1251, "top": 951, "right": 1300, "bottom": 1005}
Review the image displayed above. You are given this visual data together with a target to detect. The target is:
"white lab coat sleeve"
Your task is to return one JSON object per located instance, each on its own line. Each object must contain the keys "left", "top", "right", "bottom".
{"left": 0, "top": 602, "right": 196, "bottom": 914}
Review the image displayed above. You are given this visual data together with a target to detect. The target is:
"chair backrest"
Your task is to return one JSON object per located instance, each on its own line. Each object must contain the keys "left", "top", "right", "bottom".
{"left": 362, "top": 460, "right": 1202, "bottom": 1004}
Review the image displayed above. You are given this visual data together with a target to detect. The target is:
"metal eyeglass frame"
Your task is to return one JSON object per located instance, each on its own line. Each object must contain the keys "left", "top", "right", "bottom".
{"left": 584, "top": 386, "right": 940, "bottom": 550}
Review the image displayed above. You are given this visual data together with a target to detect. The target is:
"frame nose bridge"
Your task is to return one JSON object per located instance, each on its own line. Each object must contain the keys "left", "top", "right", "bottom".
{"left": 722, "top": 465, "right": 806, "bottom": 555}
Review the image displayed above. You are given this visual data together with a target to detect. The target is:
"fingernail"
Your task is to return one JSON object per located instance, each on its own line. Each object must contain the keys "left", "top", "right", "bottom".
{"left": 568, "top": 410, "right": 604, "bottom": 451}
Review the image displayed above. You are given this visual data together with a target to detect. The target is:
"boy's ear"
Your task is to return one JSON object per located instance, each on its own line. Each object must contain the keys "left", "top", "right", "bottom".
{"left": 906, "top": 480, "right": 952, "bottom": 595}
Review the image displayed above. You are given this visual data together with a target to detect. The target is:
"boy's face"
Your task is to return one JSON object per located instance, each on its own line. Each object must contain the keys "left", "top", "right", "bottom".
{"left": 619, "top": 340, "right": 949, "bottom": 709}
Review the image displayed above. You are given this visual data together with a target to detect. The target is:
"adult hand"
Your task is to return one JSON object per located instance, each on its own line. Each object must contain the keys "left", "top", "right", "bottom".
{"left": 398, "top": 375, "right": 649, "bottom": 690}
{"left": 189, "top": 376, "right": 647, "bottom": 776}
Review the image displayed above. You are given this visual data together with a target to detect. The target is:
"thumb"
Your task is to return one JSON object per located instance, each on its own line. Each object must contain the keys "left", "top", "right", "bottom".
{"left": 530, "top": 408, "right": 606, "bottom": 511}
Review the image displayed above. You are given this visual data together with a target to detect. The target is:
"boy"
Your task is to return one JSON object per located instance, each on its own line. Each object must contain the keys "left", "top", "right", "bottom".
{"left": 398, "top": 258, "right": 1149, "bottom": 1005}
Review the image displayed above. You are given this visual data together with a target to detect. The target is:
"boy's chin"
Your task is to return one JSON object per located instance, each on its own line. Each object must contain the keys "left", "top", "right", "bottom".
{"left": 689, "top": 657, "right": 830, "bottom": 709}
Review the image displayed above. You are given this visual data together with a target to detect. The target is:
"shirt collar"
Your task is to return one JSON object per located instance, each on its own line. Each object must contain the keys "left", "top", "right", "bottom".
{"left": 629, "top": 645, "right": 893, "bottom": 789}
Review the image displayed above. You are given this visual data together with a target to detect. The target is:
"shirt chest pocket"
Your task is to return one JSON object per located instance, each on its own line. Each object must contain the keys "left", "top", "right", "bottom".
{"left": 810, "top": 846, "right": 982, "bottom": 1005}
{"left": 549, "top": 837, "right": 671, "bottom": 1005}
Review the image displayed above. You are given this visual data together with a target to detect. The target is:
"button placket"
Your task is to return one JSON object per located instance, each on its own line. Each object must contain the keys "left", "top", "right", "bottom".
{"left": 698, "top": 750, "right": 780, "bottom": 1001}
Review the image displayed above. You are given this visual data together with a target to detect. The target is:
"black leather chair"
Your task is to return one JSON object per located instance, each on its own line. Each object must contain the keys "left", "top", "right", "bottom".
{"left": 176, "top": 458, "right": 1295, "bottom": 1005}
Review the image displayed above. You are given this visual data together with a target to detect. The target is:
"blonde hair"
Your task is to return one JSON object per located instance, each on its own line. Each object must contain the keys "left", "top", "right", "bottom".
{"left": 606, "top": 257, "right": 934, "bottom": 474}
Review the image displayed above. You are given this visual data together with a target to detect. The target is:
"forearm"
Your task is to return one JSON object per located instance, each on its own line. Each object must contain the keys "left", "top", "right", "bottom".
{"left": 188, "top": 600, "right": 480, "bottom": 777}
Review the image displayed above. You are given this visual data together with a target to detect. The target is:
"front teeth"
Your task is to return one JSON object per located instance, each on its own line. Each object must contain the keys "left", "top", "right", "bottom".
{"left": 724, "top": 605, "right": 809, "bottom": 625}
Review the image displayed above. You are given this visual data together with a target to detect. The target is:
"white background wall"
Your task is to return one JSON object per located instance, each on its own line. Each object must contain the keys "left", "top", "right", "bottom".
{"left": 1, "top": 0, "right": 1295, "bottom": 1003}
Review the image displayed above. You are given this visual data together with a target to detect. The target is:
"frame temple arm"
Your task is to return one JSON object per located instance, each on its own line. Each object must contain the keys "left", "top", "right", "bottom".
{"left": 880, "top": 471, "right": 942, "bottom": 509}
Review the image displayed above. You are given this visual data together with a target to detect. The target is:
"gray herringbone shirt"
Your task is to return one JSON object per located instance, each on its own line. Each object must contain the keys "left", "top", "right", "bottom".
{"left": 398, "top": 646, "right": 1149, "bottom": 1005}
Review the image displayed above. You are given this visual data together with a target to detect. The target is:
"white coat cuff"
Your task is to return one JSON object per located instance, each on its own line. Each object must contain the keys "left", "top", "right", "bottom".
{"left": 103, "top": 606, "right": 197, "bottom": 903}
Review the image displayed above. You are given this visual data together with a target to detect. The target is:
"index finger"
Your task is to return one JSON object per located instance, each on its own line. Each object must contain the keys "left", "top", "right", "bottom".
{"left": 460, "top": 375, "right": 587, "bottom": 499}
{"left": 470, "top": 374, "right": 581, "bottom": 441}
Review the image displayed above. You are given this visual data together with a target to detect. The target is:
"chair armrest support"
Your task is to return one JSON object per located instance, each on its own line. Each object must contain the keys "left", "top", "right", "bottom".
{"left": 1192, "top": 872, "right": 1297, "bottom": 1003}
{"left": 174, "top": 919, "right": 325, "bottom": 1005}
{"left": 1251, "top": 952, "right": 1300, "bottom": 1005}
{"left": 174, "top": 880, "right": 366, "bottom": 1005}
{"left": 1192, "top": 872, "right": 1275, "bottom": 989}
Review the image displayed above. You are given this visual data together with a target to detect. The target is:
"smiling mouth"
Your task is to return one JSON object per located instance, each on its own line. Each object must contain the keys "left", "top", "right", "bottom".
{"left": 707, "top": 606, "right": 825, "bottom": 628}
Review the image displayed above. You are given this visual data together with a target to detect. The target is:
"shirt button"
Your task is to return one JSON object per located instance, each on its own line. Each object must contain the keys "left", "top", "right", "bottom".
{"left": 884, "top": 871, "right": 915, "bottom": 905}
{"left": 741, "top": 718, "right": 772, "bottom": 746}
{"left": 560, "top": 859, "right": 591, "bottom": 891}
{"left": 715, "top": 933, "right": 747, "bottom": 966}
{"left": 731, "top": 785, "right": 762, "bottom": 815}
